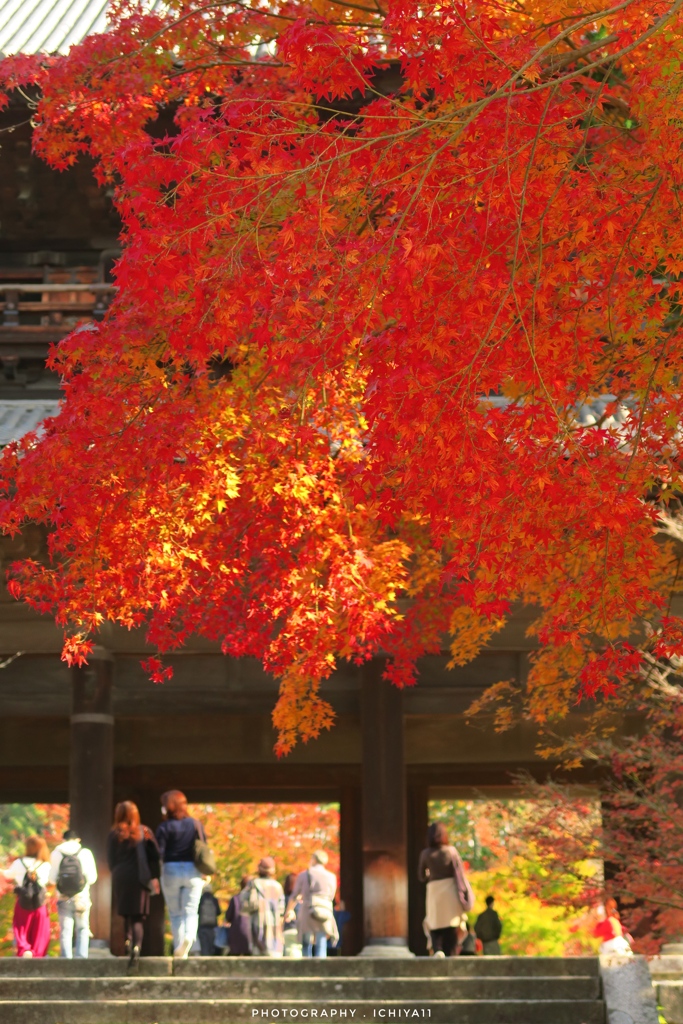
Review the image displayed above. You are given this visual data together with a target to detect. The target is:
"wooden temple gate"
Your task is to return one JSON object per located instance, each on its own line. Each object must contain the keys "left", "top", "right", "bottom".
{"left": 0, "top": 616, "right": 591, "bottom": 956}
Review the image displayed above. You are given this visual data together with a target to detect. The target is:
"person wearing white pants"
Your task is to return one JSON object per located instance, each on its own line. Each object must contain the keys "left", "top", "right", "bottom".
{"left": 49, "top": 830, "right": 98, "bottom": 959}
{"left": 156, "top": 790, "right": 209, "bottom": 957}
{"left": 161, "top": 862, "right": 205, "bottom": 955}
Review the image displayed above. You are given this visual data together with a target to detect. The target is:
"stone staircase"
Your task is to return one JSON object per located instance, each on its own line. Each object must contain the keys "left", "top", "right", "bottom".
{"left": 649, "top": 954, "right": 683, "bottom": 1023}
{"left": 0, "top": 955, "right": 605, "bottom": 1024}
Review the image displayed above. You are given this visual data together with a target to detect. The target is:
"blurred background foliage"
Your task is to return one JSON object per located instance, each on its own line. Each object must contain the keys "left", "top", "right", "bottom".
{"left": 429, "top": 798, "right": 600, "bottom": 955}
{"left": 188, "top": 802, "right": 340, "bottom": 899}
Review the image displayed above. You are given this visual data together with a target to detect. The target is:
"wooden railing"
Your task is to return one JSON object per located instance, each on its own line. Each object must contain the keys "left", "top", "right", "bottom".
{"left": 0, "top": 278, "right": 116, "bottom": 358}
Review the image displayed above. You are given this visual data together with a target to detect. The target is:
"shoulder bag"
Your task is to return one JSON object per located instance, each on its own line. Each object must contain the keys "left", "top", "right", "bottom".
{"left": 307, "top": 870, "right": 333, "bottom": 923}
{"left": 193, "top": 820, "right": 217, "bottom": 876}
{"left": 451, "top": 847, "right": 474, "bottom": 912}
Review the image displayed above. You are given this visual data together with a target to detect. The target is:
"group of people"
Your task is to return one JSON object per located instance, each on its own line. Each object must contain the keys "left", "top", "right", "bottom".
{"left": 201, "top": 850, "right": 344, "bottom": 959}
{"left": 1, "top": 829, "right": 97, "bottom": 959}
{"left": 1, "top": 789, "right": 343, "bottom": 969}
{"left": 3, "top": 807, "right": 630, "bottom": 963}
{"left": 419, "top": 822, "right": 502, "bottom": 957}
{"left": 0, "top": 789, "right": 211, "bottom": 967}
{"left": 106, "top": 790, "right": 345, "bottom": 972}
{"left": 419, "top": 822, "right": 635, "bottom": 958}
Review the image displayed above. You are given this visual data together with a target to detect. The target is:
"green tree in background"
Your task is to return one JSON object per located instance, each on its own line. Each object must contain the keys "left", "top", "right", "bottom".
{"left": 428, "top": 799, "right": 600, "bottom": 955}
{"left": 0, "top": 806, "right": 48, "bottom": 858}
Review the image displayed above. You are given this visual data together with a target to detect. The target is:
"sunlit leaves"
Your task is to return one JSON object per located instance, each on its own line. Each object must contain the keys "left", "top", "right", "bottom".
{"left": 1, "top": 0, "right": 683, "bottom": 749}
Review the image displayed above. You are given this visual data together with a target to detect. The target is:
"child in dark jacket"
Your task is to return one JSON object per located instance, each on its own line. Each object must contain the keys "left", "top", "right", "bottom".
{"left": 197, "top": 884, "right": 221, "bottom": 956}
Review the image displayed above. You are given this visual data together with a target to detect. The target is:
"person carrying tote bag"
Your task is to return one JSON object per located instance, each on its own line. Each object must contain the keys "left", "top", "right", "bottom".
{"left": 193, "top": 823, "right": 216, "bottom": 877}
{"left": 284, "top": 851, "right": 338, "bottom": 958}
{"left": 156, "top": 789, "right": 211, "bottom": 958}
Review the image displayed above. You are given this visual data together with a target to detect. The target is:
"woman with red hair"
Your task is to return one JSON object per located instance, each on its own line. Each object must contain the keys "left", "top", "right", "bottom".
{"left": 107, "top": 801, "right": 160, "bottom": 973}
{"left": 2, "top": 835, "right": 51, "bottom": 957}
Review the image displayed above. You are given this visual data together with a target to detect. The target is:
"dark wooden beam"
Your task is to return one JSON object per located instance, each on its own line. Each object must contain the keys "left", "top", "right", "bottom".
{"left": 114, "top": 763, "right": 361, "bottom": 791}
{"left": 0, "top": 765, "right": 68, "bottom": 803}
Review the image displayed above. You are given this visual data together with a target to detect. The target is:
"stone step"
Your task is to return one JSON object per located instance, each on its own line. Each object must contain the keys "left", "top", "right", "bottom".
{"left": 651, "top": 979, "right": 683, "bottom": 1023}
{"left": 0, "top": 997, "right": 606, "bottom": 1024}
{"left": 0, "top": 955, "right": 601, "bottom": 978}
{"left": 174, "top": 957, "right": 602, "bottom": 979}
{"left": 0, "top": 975, "right": 602, "bottom": 1000}
{"left": 0, "top": 957, "right": 605, "bottom": 1024}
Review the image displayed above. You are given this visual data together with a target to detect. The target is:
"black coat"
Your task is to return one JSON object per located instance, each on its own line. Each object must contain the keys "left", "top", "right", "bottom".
{"left": 474, "top": 907, "right": 502, "bottom": 942}
{"left": 107, "top": 826, "right": 160, "bottom": 918}
{"left": 225, "top": 892, "right": 252, "bottom": 956}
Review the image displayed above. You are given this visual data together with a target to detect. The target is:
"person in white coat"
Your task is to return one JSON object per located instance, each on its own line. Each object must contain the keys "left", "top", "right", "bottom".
{"left": 49, "top": 829, "right": 98, "bottom": 958}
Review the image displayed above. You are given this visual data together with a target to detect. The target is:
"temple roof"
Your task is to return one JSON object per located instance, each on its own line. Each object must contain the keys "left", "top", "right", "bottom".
{"left": 0, "top": 0, "right": 108, "bottom": 55}
{"left": 0, "top": 399, "right": 59, "bottom": 445}
{"left": 0, "top": 0, "right": 163, "bottom": 56}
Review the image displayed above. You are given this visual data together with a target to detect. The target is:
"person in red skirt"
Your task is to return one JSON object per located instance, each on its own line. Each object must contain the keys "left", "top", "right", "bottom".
{"left": 2, "top": 835, "right": 52, "bottom": 957}
{"left": 592, "top": 898, "right": 633, "bottom": 955}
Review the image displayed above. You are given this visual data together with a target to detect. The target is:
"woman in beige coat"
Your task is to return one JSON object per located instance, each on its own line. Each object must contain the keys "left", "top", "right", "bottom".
{"left": 285, "top": 850, "right": 338, "bottom": 958}
{"left": 245, "top": 858, "right": 284, "bottom": 956}
{"left": 418, "top": 823, "right": 474, "bottom": 957}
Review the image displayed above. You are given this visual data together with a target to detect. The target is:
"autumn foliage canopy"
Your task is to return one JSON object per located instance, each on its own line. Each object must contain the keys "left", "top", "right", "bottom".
{"left": 1, "top": 0, "right": 683, "bottom": 751}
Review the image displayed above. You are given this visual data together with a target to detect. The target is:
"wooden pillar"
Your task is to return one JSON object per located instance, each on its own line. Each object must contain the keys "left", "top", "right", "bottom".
{"left": 407, "top": 784, "right": 429, "bottom": 955}
{"left": 360, "top": 659, "right": 411, "bottom": 955}
{"left": 339, "top": 785, "right": 363, "bottom": 954}
{"left": 69, "top": 647, "right": 114, "bottom": 947}
{"left": 136, "top": 792, "right": 166, "bottom": 957}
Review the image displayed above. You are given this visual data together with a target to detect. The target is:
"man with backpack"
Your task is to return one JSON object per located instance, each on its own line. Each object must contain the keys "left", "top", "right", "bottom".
{"left": 48, "top": 829, "right": 98, "bottom": 958}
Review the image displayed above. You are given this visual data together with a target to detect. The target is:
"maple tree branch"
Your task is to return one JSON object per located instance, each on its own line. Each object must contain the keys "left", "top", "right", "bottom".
{"left": 169, "top": 59, "right": 286, "bottom": 75}
{"left": 542, "top": 33, "right": 619, "bottom": 73}
{"left": 516, "top": 0, "right": 683, "bottom": 98}
{"left": 5, "top": 0, "right": 683, "bottom": 776}
{"left": 507, "top": 0, "right": 653, "bottom": 76}
{"left": 311, "top": 0, "right": 385, "bottom": 12}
